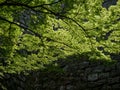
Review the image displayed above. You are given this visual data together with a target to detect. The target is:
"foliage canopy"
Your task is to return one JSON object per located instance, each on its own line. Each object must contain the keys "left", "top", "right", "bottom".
{"left": 0, "top": 0, "right": 120, "bottom": 73}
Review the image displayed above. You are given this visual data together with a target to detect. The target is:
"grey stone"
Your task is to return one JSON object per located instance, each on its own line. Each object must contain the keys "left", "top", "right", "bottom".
{"left": 93, "top": 66, "right": 104, "bottom": 73}
{"left": 99, "top": 72, "right": 109, "bottom": 79}
{"left": 82, "top": 61, "right": 89, "bottom": 65}
{"left": 5, "top": 74, "right": 10, "bottom": 79}
{"left": 17, "top": 87, "right": 23, "bottom": 90}
{"left": 12, "top": 77, "right": 18, "bottom": 83}
{"left": 87, "top": 79, "right": 106, "bottom": 88}
{"left": 18, "top": 75, "right": 26, "bottom": 82}
{"left": 66, "top": 85, "right": 74, "bottom": 90}
{"left": 85, "top": 68, "right": 93, "bottom": 74}
{"left": 63, "top": 65, "right": 69, "bottom": 71}
{"left": 20, "top": 81, "right": 25, "bottom": 88}
{"left": 116, "top": 62, "right": 120, "bottom": 70}
{"left": 109, "top": 70, "right": 119, "bottom": 77}
{"left": 108, "top": 77, "right": 120, "bottom": 84}
{"left": 104, "top": 66, "right": 112, "bottom": 72}
{"left": 60, "top": 86, "right": 65, "bottom": 90}
{"left": 112, "top": 84, "right": 120, "bottom": 89}
{"left": 79, "top": 61, "right": 89, "bottom": 69}
{"left": 88, "top": 73, "right": 98, "bottom": 81}
{"left": 96, "top": 79, "right": 107, "bottom": 85}
{"left": 102, "top": 85, "right": 112, "bottom": 90}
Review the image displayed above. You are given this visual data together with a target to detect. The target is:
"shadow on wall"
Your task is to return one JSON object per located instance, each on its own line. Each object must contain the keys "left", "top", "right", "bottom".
{"left": 0, "top": 52, "right": 120, "bottom": 90}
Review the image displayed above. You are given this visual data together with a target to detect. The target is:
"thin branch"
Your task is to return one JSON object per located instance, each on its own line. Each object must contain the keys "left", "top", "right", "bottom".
{"left": 0, "top": 1, "right": 32, "bottom": 8}
{"left": 0, "top": 1, "right": 93, "bottom": 49}
{"left": 0, "top": 16, "right": 42, "bottom": 37}
{"left": 0, "top": 16, "right": 75, "bottom": 49}
{"left": 40, "top": 6, "right": 86, "bottom": 34}
{"left": 32, "top": 0, "right": 63, "bottom": 8}
{"left": 0, "top": 0, "right": 62, "bottom": 8}
{"left": 0, "top": 1, "right": 56, "bottom": 15}
{"left": 62, "top": 16, "right": 94, "bottom": 49}
{"left": 38, "top": 6, "right": 94, "bottom": 49}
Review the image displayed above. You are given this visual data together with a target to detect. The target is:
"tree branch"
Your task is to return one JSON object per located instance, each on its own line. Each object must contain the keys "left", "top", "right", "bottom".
{"left": 37, "top": 6, "right": 93, "bottom": 49}
{"left": 0, "top": 16, "right": 42, "bottom": 37}
{"left": 0, "top": 0, "right": 62, "bottom": 8}
{"left": 0, "top": 1, "right": 93, "bottom": 49}
{"left": 32, "top": 0, "right": 63, "bottom": 8}
{"left": 0, "top": 1, "right": 32, "bottom": 8}
{"left": 0, "top": 16, "right": 75, "bottom": 49}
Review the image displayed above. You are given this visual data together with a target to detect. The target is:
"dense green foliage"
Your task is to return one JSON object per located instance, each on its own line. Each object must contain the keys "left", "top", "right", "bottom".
{"left": 0, "top": 0, "right": 120, "bottom": 74}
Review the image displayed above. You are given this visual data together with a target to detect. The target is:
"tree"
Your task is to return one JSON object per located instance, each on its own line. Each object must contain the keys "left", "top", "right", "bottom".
{"left": 0, "top": 0, "right": 120, "bottom": 74}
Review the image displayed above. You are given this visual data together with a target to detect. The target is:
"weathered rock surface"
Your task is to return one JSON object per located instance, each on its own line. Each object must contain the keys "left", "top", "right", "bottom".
{"left": 1, "top": 57, "right": 120, "bottom": 90}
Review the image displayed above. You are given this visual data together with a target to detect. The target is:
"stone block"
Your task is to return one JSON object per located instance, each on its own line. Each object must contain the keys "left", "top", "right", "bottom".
{"left": 101, "top": 85, "right": 112, "bottom": 90}
{"left": 116, "top": 62, "right": 120, "bottom": 70}
{"left": 93, "top": 65, "right": 105, "bottom": 73}
{"left": 17, "top": 87, "right": 23, "bottom": 90}
{"left": 109, "top": 70, "right": 119, "bottom": 77}
{"left": 112, "top": 84, "right": 120, "bottom": 89}
{"left": 60, "top": 86, "right": 65, "bottom": 90}
{"left": 66, "top": 85, "right": 74, "bottom": 90}
{"left": 85, "top": 68, "right": 93, "bottom": 74}
{"left": 87, "top": 79, "right": 106, "bottom": 88}
{"left": 108, "top": 77, "right": 120, "bottom": 84}
{"left": 99, "top": 72, "right": 109, "bottom": 79}
{"left": 88, "top": 73, "right": 98, "bottom": 81}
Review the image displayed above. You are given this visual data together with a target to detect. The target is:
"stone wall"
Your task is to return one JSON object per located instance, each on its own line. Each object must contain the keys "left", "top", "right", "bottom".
{"left": 1, "top": 56, "right": 120, "bottom": 90}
